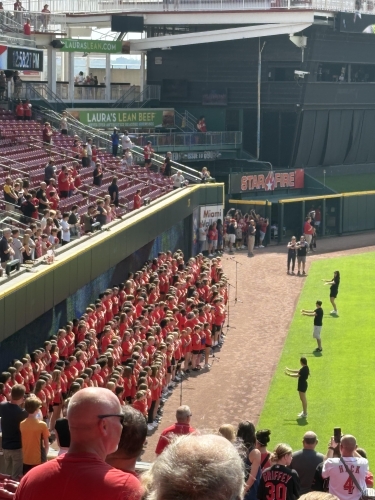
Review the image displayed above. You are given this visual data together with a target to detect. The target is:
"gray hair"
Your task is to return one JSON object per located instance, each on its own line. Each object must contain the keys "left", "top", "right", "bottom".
{"left": 141, "top": 434, "right": 245, "bottom": 500}
{"left": 176, "top": 405, "right": 191, "bottom": 423}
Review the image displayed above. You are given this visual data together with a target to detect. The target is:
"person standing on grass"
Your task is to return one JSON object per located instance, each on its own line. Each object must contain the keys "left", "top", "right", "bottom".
{"left": 302, "top": 300, "right": 323, "bottom": 352}
{"left": 287, "top": 236, "right": 297, "bottom": 275}
{"left": 296, "top": 235, "right": 308, "bottom": 276}
{"left": 285, "top": 357, "right": 309, "bottom": 418}
{"left": 322, "top": 271, "right": 340, "bottom": 316}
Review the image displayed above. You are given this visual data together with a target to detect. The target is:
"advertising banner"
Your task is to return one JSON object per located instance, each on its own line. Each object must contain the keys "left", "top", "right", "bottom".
{"left": 67, "top": 108, "right": 175, "bottom": 129}
{"left": 200, "top": 204, "right": 224, "bottom": 229}
{"left": 60, "top": 39, "right": 122, "bottom": 53}
{"left": 229, "top": 169, "right": 304, "bottom": 194}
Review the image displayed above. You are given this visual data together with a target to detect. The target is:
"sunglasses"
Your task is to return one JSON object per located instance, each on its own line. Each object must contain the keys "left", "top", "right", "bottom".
{"left": 97, "top": 414, "right": 125, "bottom": 425}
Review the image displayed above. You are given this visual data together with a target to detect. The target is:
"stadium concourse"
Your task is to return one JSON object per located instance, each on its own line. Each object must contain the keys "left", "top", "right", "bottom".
{"left": 142, "top": 231, "right": 375, "bottom": 461}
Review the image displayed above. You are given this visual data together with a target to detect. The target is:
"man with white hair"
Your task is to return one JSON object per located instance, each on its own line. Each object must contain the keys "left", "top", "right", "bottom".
{"left": 155, "top": 405, "right": 195, "bottom": 455}
{"left": 171, "top": 170, "right": 185, "bottom": 189}
{"left": 14, "top": 388, "right": 142, "bottom": 500}
{"left": 144, "top": 434, "right": 244, "bottom": 500}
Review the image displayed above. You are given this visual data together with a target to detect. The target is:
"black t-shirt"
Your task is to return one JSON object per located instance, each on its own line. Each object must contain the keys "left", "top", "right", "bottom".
{"left": 297, "top": 242, "right": 308, "bottom": 257}
{"left": 228, "top": 223, "right": 236, "bottom": 235}
{"left": 298, "top": 365, "right": 309, "bottom": 388}
{"left": 55, "top": 418, "right": 71, "bottom": 448}
{"left": 0, "top": 402, "right": 28, "bottom": 449}
{"left": 0, "top": 236, "right": 9, "bottom": 263}
{"left": 44, "top": 164, "right": 55, "bottom": 182}
{"left": 108, "top": 184, "right": 118, "bottom": 200}
{"left": 21, "top": 200, "right": 36, "bottom": 218}
{"left": 93, "top": 168, "right": 103, "bottom": 186}
{"left": 314, "top": 308, "right": 323, "bottom": 326}
{"left": 330, "top": 276, "right": 340, "bottom": 294}
{"left": 258, "top": 464, "right": 300, "bottom": 500}
{"left": 68, "top": 212, "right": 78, "bottom": 225}
{"left": 96, "top": 206, "right": 106, "bottom": 226}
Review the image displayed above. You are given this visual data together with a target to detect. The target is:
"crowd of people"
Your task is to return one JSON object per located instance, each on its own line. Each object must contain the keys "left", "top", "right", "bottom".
{"left": 0, "top": 385, "right": 370, "bottom": 500}
{"left": 0, "top": 250, "right": 228, "bottom": 468}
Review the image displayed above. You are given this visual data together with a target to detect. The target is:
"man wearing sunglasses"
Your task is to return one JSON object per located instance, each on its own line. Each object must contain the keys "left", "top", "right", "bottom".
{"left": 14, "top": 388, "right": 142, "bottom": 500}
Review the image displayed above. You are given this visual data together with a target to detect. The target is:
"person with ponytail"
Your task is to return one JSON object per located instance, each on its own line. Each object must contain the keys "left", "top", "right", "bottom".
{"left": 256, "top": 429, "right": 272, "bottom": 471}
{"left": 237, "top": 421, "right": 262, "bottom": 500}
{"left": 258, "top": 443, "right": 300, "bottom": 500}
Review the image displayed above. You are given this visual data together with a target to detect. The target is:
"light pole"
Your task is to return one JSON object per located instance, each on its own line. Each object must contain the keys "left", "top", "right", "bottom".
{"left": 323, "top": 169, "right": 326, "bottom": 187}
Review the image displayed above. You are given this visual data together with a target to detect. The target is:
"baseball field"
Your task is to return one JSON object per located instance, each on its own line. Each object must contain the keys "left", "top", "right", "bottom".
{"left": 257, "top": 251, "right": 375, "bottom": 464}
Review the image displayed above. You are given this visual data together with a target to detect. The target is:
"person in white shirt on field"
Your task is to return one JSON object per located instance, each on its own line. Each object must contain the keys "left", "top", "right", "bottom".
{"left": 171, "top": 171, "right": 185, "bottom": 189}
{"left": 322, "top": 435, "right": 368, "bottom": 500}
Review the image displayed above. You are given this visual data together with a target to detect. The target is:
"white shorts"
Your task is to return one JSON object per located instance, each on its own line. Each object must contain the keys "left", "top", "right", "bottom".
{"left": 313, "top": 326, "right": 322, "bottom": 339}
{"left": 228, "top": 234, "right": 236, "bottom": 244}
{"left": 212, "top": 240, "right": 218, "bottom": 249}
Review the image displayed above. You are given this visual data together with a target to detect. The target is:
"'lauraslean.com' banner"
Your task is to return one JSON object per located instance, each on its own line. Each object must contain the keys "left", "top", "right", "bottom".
{"left": 67, "top": 108, "right": 175, "bottom": 129}
{"left": 60, "top": 39, "right": 122, "bottom": 53}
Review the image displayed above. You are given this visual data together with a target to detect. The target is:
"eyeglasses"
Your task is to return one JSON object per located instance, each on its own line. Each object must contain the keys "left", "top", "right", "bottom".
{"left": 97, "top": 414, "right": 125, "bottom": 425}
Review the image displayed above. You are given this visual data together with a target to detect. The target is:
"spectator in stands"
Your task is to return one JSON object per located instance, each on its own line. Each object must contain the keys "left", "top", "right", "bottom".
{"left": 196, "top": 116, "right": 207, "bottom": 132}
{"left": 3, "top": 177, "right": 18, "bottom": 211}
{"left": 218, "top": 424, "right": 236, "bottom": 443}
{"left": 0, "top": 70, "right": 6, "bottom": 100}
{"left": 155, "top": 405, "right": 195, "bottom": 455}
{"left": 106, "top": 406, "right": 147, "bottom": 472}
{"left": 258, "top": 443, "right": 300, "bottom": 500}
{"left": 68, "top": 205, "right": 79, "bottom": 238}
{"left": 256, "top": 429, "right": 272, "bottom": 471}
{"left": 13, "top": 72, "right": 22, "bottom": 100}
{"left": 322, "top": 435, "right": 368, "bottom": 500}
{"left": 96, "top": 199, "right": 107, "bottom": 228}
{"left": 108, "top": 177, "right": 119, "bottom": 208}
{"left": 87, "top": 138, "right": 93, "bottom": 166}
{"left": 357, "top": 448, "right": 374, "bottom": 487}
{"left": 200, "top": 166, "right": 211, "bottom": 183}
{"left": 143, "top": 434, "right": 244, "bottom": 500}
{"left": 237, "top": 420, "right": 261, "bottom": 500}
{"left": 20, "top": 194, "right": 36, "bottom": 222}
{"left": 23, "top": 99, "right": 32, "bottom": 120}
{"left": 15, "top": 100, "right": 24, "bottom": 120}
{"left": 60, "top": 212, "right": 71, "bottom": 246}
{"left": 60, "top": 111, "right": 68, "bottom": 135}
{"left": 171, "top": 170, "right": 185, "bottom": 189}
{"left": 121, "top": 130, "right": 133, "bottom": 151}
{"left": 42, "top": 122, "right": 52, "bottom": 152}
{"left": 291, "top": 432, "right": 324, "bottom": 494}
{"left": 40, "top": 4, "right": 50, "bottom": 31}
{"left": 83, "top": 205, "right": 96, "bottom": 234}
{"left": 10, "top": 230, "right": 23, "bottom": 264}
{"left": 58, "top": 166, "right": 70, "bottom": 199}
{"left": 133, "top": 189, "right": 142, "bottom": 210}
{"left": 93, "top": 162, "right": 103, "bottom": 187}
{"left": 0, "top": 384, "right": 27, "bottom": 479}
{"left": 162, "top": 152, "right": 172, "bottom": 177}
{"left": 81, "top": 144, "right": 90, "bottom": 167}
{"left": 144, "top": 141, "right": 154, "bottom": 169}
{"left": 23, "top": 18, "right": 31, "bottom": 35}
{"left": 111, "top": 128, "right": 120, "bottom": 157}
{"left": 14, "top": 387, "right": 142, "bottom": 500}
{"left": 20, "top": 396, "right": 49, "bottom": 475}
{"left": 44, "top": 159, "right": 56, "bottom": 184}
{"left": 122, "top": 149, "right": 133, "bottom": 168}
{"left": 0, "top": 228, "right": 14, "bottom": 271}
{"left": 36, "top": 182, "right": 50, "bottom": 213}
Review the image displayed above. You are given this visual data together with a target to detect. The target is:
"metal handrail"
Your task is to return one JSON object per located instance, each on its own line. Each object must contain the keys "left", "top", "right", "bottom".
{"left": 37, "top": 108, "right": 202, "bottom": 182}
{"left": 111, "top": 85, "right": 139, "bottom": 108}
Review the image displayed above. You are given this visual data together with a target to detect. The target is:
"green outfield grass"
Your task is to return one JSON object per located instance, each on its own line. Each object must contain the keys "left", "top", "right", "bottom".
{"left": 257, "top": 252, "right": 375, "bottom": 464}
{"left": 314, "top": 174, "right": 375, "bottom": 193}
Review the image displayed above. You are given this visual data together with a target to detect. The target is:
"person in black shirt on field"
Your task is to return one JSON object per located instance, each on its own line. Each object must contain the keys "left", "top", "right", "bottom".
{"left": 258, "top": 443, "right": 300, "bottom": 500}
{"left": 285, "top": 357, "right": 310, "bottom": 419}
{"left": 287, "top": 236, "right": 297, "bottom": 275}
{"left": 301, "top": 301, "right": 323, "bottom": 353}
{"left": 322, "top": 271, "right": 340, "bottom": 317}
{"left": 296, "top": 235, "right": 308, "bottom": 276}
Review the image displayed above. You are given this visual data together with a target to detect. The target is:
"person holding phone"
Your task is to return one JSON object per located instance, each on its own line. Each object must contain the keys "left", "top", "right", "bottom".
{"left": 285, "top": 357, "right": 309, "bottom": 418}
{"left": 322, "top": 271, "right": 340, "bottom": 316}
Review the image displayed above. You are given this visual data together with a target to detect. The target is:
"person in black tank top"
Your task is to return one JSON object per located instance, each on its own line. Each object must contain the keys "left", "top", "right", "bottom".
{"left": 285, "top": 357, "right": 310, "bottom": 419}
{"left": 237, "top": 421, "right": 262, "bottom": 500}
{"left": 258, "top": 443, "right": 300, "bottom": 500}
{"left": 322, "top": 270, "right": 340, "bottom": 316}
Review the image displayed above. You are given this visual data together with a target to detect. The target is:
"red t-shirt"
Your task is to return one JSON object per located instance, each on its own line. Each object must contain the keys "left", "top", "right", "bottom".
{"left": 23, "top": 23, "right": 31, "bottom": 35}
{"left": 16, "top": 104, "right": 24, "bottom": 116}
{"left": 14, "top": 452, "right": 142, "bottom": 500}
{"left": 134, "top": 194, "right": 141, "bottom": 209}
{"left": 58, "top": 171, "right": 70, "bottom": 192}
{"left": 303, "top": 221, "right": 314, "bottom": 235}
{"left": 155, "top": 423, "right": 195, "bottom": 455}
{"left": 23, "top": 102, "right": 32, "bottom": 116}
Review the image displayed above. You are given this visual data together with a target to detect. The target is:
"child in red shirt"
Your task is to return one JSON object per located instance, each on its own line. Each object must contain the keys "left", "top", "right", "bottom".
{"left": 132, "top": 390, "right": 148, "bottom": 417}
